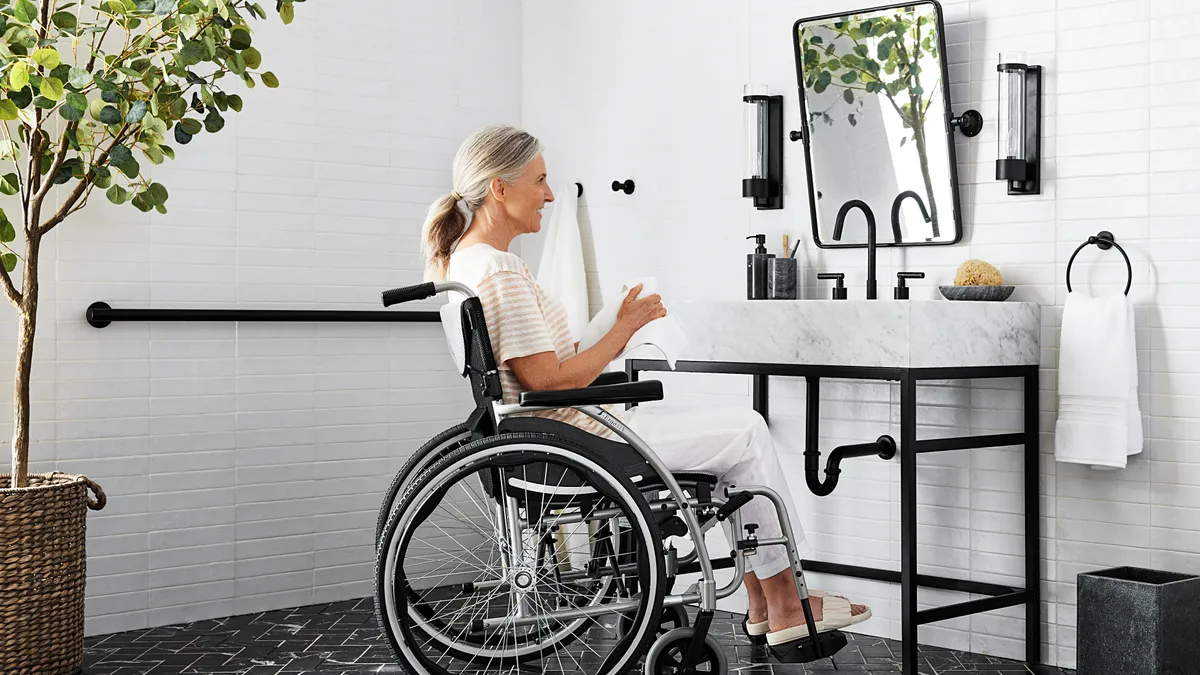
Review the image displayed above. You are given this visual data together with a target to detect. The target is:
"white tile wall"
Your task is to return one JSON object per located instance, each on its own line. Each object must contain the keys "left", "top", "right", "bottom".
{"left": 522, "top": 0, "right": 1200, "bottom": 669}
{"left": 0, "top": 0, "right": 519, "bottom": 636}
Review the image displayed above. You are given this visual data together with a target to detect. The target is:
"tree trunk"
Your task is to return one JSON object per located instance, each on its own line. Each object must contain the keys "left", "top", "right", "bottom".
{"left": 910, "top": 98, "right": 940, "bottom": 239}
{"left": 10, "top": 232, "right": 39, "bottom": 489}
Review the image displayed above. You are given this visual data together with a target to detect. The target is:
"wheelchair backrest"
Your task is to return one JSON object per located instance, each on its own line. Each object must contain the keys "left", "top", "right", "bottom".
{"left": 441, "top": 296, "right": 504, "bottom": 425}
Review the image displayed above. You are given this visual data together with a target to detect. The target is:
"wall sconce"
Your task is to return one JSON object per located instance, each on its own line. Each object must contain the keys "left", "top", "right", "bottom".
{"left": 743, "top": 84, "right": 783, "bottom": 210}
{"left": 996, "top": 52, "right": 1042, "bottom": 195}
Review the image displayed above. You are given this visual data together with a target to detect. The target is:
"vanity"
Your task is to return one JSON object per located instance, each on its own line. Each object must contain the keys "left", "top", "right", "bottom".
{"left": 625, "top": 299, "right": 1042, "bottom": 673}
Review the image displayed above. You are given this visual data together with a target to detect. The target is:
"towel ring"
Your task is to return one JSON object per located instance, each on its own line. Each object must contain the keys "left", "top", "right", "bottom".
{"left": 1065, "top": 230, "right": 1132, "bottom": 296}
{"left": 575, "top": 182, "right": 583, "bottom": 198}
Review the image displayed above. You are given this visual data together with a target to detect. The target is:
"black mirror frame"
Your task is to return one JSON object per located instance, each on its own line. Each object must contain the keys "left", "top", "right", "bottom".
{"left": 792, "top": 0, "right": 966, "bottom": 249}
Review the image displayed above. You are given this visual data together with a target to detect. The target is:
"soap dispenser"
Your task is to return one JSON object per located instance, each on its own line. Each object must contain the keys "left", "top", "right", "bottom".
{"left": 746, "top": 234, "right": 773, "bottom": 299}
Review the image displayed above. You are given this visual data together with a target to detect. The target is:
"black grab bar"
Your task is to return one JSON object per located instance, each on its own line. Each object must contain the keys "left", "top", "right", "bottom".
{"left": 86, "top": 301, "right": 441, "bottom": 328}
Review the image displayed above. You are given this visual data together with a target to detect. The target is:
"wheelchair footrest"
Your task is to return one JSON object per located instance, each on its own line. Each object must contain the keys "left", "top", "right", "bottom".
{"left": 769, "top": 630, "right": 849, "bottom": 664}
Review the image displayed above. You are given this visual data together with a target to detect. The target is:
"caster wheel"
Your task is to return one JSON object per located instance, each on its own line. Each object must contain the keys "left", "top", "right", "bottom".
{"left": 643, "top": 626, "right": 727, "bottom": 675}
{"left": 621, "top": 603, "right": 688, "bottom": 639}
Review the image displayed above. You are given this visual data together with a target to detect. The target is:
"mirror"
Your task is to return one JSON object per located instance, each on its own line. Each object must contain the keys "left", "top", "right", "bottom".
{"left": 793, "top": 1, "right": 964, "bottom": 248}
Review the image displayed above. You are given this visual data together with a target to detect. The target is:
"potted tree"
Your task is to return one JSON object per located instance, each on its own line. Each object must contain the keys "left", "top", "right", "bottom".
{"left": 0, "top": 0, "right": 298, "bottom": 671}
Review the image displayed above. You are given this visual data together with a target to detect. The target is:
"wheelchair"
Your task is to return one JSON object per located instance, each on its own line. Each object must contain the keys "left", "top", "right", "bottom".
{"left": 373, "top": 280, "right": 848, "bottom": 674}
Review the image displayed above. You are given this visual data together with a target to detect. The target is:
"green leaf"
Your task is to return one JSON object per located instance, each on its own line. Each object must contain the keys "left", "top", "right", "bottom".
{"left": 106, "top": 184, "right": 127, "bottom": 204}
{"left": 131, "top": 192, "right": 151, "bottom": 211}
{"left": 173, "top": 123, "right": 192, "bottom": 144}
{"left": 33, "top": 95, "right": 55, "bottom": 109}
{"left": 160, "top": 144, "right": 175, "bottom": 160}
{"left": 117, "top": 156, "right": 139, "bottom": 179}
{"left": 0, "top": 220, "right": 14, "bottom": 243}
{"left": 32, "top": 48, "right": 60, "bottom": 70}
{"left": 178, "top": 40, "right": 204, "bottom": 65}
{"left": 9, "top": 87, "right": 31, "bottom": 109}
{"left": 154, "top": 0, "right": 176, "bottom": 15}
{"left": 98, "top": 105, "right": 121, "bottom": 124}
{"left": 9, "top": 61, "right": 28, "bottom": 90}
{"left": 109, "top": 144, "right": 132, "bottom": 166}
{"left": 0, "top": 100, "right": 16, "bottom": 121}
{"left": 229, "top": 27, "right": 252, "bottom": 50}
{"left": 279, "top": 2, "right": 293, "bottom": 24}
{"left": 178, "top": 117, "right": 202, "bottom": 135}
{"left": 2, "top": 254, "right": 16, "bottom": 273}
{"left": 14, "top": 0, "right": 37, "bottom": 24}
{"left": 101, "top": 89, "right": 121, "bottom": 104}
{"left": 147, "top": 182, "right": 168, "bottom": 205}
{"left": 843, "top": 89, "right": 854, "bottom": 104}
{"left": 142, "top": 114, "right": 167, "bottom": 135}
{"left": 227, "top": 94, "right": 243, "bottom": 112}
{"left": 144, "top": 144, "right": 164, "bottom": 164}
{"left": 179, "top": 13, "right": 198, "bottom": 37}
{"left": 260, "top": 71, "right": 278, "bottom": 88}
{"left": 840, "top": 71, "right": 857, "bottom": 84}
{"left": 0, "top": 174, "right": 16, "bottom": 196}
{"left": 204, "top": 108, "right": 224, "bottom": 132}
{"left": 242, "top": 46, "right": 262, "bottom": 69}
{"left": 66, "top": 91, "right": 87, "bottom": 111}
{"left": 126, "top": 99, "right": 148, "bottom": 123}
{"left": 52, "top": 11, "right": 78, "bottom": 31}
{"left": 59, "top": 103, "right": 83, "bottom": 120}
{"left": 39, "top": 77, "right": 63, "bottom": 101}
{"left": 848, "top": 113, "right": 857, "bottom": 127}
{"left": 68, "top": 67, "right": 91, "bottom": 89}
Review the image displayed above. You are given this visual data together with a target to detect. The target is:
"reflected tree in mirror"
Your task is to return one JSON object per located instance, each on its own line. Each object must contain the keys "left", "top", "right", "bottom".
{"left": 800, "top": 8, "right": 943, "bottom": 236}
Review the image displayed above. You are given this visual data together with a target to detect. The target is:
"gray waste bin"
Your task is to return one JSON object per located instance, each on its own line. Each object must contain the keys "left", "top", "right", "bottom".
{"left": 1077, "top": 566, "right": 1200, "bottom": 675}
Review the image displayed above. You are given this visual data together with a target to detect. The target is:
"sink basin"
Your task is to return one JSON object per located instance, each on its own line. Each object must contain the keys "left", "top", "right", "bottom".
{"left": 660, "top": 299, "right": 1040, "bottom": 369}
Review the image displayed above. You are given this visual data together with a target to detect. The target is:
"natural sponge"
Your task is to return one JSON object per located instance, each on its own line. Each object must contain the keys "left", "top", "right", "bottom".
{"left": 954, "top": 259, "right": 1003, "bottom": 286}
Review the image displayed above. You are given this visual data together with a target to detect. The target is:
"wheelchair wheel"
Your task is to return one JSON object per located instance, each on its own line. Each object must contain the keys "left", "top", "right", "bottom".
{"left": 376, "top": 422, "right": 473, "bottom": 546}
{"left": 643, "top": 627, "right": 727, "bottom": 675}
{"left": 376, "top": 432, "right": 666, "bottom": 674}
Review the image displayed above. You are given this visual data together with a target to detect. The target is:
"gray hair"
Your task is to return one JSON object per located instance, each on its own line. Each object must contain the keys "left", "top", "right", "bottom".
{"left": 421, "top": 124, "right": 544, "bottom": 280}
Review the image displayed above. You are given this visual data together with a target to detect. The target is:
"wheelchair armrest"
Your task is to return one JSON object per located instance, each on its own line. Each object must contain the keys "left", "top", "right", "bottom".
{"left": 588, "top": 371, "right": 629, "bottom": 388}
{"left": 519, "top": 380, "right": 663, "bottom": 408}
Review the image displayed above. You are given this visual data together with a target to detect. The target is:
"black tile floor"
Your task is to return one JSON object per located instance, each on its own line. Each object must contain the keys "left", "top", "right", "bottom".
{"left": 83, "top": 597, "right": 1073, "bottom": 674}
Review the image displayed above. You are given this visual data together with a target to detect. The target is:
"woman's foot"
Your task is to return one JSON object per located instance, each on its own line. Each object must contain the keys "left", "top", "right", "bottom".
{"left": 766, "top": 595, "right": 870, "bottom": 632}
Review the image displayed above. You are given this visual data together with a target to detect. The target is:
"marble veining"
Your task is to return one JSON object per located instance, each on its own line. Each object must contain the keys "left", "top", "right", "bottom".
{"left": 667, "top": 300, "right": 1040, "bottom": 369}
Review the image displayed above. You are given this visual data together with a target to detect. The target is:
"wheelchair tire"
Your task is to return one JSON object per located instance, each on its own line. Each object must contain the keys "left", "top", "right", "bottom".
{"left": 375, "top": 431, "right": 667, "bottom": 675}
{"left": 375, "top": 422, "right": 473, "bottom": 547}
{"left": 643, "top": 627, "right": 727, "bottom": 675}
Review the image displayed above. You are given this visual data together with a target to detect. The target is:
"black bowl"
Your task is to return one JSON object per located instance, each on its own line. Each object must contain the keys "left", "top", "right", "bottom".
{"left": 938, "top": 285, "right": 1015, "bottom": 302}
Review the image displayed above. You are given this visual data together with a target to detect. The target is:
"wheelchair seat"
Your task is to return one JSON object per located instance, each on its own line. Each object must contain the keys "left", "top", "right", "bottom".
{"left": 496, "top": 416, "right": 719, "bottom": 490}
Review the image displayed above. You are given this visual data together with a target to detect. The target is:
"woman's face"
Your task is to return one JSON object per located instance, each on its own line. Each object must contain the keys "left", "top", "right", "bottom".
{"left": 497, "top": 153, "right": 554, "bottom": 236}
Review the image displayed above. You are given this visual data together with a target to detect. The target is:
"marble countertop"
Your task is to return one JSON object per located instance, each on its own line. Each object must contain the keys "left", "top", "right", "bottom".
{"left": 655, "top": 299, "right": 1041, "bottom": 370}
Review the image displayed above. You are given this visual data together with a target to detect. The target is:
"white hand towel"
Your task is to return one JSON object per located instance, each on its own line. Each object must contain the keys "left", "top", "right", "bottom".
{"left": 537, "top": 182, "right": 589, "bottom": 341}
{"left": 1125, "top": 301, "right": 1144, "bottom": 459}
{"left": 578, "top": 277, "right": 688, "bottom": 369}
{"left": 1054, "top": 292, "right": 1140, "bottom": 469}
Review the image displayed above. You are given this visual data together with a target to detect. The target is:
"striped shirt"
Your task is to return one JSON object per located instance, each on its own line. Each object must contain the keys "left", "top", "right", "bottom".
{"left": 446, "top": 243, "right": 616, "bottom": 438}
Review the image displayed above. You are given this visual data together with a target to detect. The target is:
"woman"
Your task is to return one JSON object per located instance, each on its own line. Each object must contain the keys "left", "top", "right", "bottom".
{"left": 420, "top": 124, "right": 869, "bottom": 646}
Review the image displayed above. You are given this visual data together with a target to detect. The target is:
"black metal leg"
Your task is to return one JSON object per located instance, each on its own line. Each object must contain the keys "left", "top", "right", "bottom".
{"left": 1024, "top": 366, "right": 1041, "bottom": 665}
{"left": 753, "top": 374, "right": 769, "bottom": 424}
{"left": 900, "top": 374, "right": 918, "bottom": 675}
{"left": 625, "top": 361, "right": 638, "bottom": 410}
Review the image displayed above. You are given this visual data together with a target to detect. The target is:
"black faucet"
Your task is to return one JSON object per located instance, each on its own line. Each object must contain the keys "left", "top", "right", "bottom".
{"left": 890, "top": 190, "right": 933, "bottom": 242}
{"left": 832, "top": 199, "right": 878, "bottom": 300}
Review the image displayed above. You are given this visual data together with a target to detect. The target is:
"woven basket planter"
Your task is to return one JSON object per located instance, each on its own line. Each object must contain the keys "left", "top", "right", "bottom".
{"left": 0, "top": 472, "right": 106, "bottom": 674}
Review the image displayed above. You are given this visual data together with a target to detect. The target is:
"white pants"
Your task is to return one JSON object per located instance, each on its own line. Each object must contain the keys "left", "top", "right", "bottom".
{"left": 621, "top": 404, "right": 811, "bottom": 579}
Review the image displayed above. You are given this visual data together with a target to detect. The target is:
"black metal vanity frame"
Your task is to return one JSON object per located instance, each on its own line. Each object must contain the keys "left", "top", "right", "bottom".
{"left": 625, "top": 358, "right": 1040, "bottom": 675}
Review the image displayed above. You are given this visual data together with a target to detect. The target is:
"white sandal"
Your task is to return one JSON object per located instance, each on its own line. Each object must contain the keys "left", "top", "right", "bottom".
{"left": 809, "top": 589, "right": 873, "bottom": 626}
{"left": 765, "top": 595, "right": 854, "bottom": 645}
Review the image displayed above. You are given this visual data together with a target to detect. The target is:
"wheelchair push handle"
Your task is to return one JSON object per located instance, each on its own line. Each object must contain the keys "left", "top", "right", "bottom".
{"left": 380, "top": 280, "right": 476, "bottom": 307}
{"left": 381, "top": 282, "right": 437, "bottom": 307}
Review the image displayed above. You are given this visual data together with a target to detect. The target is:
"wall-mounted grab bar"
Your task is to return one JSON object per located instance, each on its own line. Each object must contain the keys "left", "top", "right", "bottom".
{"left": 85, "top": 301, "right": 440, "bottom": 328}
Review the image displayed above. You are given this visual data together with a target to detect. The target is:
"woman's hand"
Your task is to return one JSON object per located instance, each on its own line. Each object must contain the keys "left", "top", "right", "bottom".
{"left": 614, "top": 283, "right": 666, "bottom": 341}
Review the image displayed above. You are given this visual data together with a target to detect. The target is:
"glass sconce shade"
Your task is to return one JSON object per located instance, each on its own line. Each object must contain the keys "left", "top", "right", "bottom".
{"left": 742, "top": 84, "right": 783, "bottom": 209}
{"left": 998, "top": 66, "right": 1026, "bottom": 161}
{"left": 995, "top": 52, "right": 1041, "bottom": 194}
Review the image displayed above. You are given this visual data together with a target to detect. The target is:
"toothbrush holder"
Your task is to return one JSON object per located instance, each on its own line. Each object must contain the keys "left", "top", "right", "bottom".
{"left": 768, "top": 257, "right": 797, "bottom": 299}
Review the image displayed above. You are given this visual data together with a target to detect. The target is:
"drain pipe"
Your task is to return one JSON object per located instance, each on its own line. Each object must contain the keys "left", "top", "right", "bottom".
{"left": 804, "top": 376, "right": 898, "bottom": 497}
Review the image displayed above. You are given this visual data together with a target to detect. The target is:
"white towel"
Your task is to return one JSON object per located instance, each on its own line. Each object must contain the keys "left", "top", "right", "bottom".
{"left": 536, "top": 182, "right": 589, "bottom": 341}
{"left": 578, "top": 277, "right": 688, "bottom": 369}
{"left": 1054, "top": 292, "right": 1142, "bottom": 469}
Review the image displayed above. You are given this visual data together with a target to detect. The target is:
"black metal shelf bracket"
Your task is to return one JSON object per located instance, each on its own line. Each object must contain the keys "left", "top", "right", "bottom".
{"left": 85, "top": 301, "right": 441, "bottom": 329}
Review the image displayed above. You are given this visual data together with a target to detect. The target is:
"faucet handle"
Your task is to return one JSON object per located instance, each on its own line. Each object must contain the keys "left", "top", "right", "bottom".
{"left": 895, "top": 272, "right": 925, "bottom": 300}
{"left": 818, "top": 272, "right": 848, "bottom": 300}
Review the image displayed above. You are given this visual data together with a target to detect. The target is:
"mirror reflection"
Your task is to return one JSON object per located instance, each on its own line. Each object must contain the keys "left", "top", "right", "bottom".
{"left": 795, "top": 2, "right": 962, "bottom": 247}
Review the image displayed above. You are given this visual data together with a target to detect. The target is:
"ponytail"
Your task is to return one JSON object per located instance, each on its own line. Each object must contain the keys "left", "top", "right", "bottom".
{"left": 420, "top": 125, "right": 543, "bottom": 281}
{"left": 421, "top": 194, "right": 467, "bottom": 281}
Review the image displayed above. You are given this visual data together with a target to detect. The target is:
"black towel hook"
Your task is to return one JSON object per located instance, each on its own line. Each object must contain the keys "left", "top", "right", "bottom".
{"left": 1065, "top": 230, "right": 1132, "bottom": 296}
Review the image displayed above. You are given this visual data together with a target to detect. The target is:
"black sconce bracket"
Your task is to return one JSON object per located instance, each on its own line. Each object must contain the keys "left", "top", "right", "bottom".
{"left": 951, "top": 109, "right": 983, "bottom": 137}
{"left": 743, "top": 94, "right": 784, "bottom": 210}
{"left": 997, "top": 64, "right": 1042, "bottom": 195}
{"left": 611, "top": 179, "right": 635, "bottom": 195}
